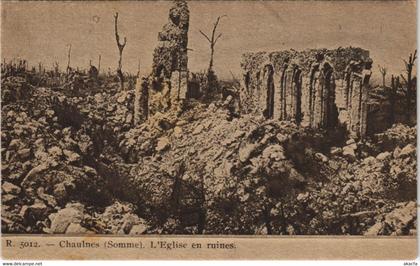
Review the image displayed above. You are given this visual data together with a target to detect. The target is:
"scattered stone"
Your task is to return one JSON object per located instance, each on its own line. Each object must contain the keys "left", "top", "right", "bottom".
{"left": 262, "top": 145, "right": 286, "bottom": 161}
{"left": 376, "top": 151, "right": 391, "bottom": 161}
{"left": 315, "top": 152, "right": 329, "bottom": 162}
{"left": 63, "top": 149, "right": 81, "bottom": 163}
{"left": 8, "top": 139, "right": 21, "bottom": 149}
{"left": 365, "top": 201, "right": 416, "bottom": 236}
{"left": 2, "top": 182, "right": 21, "bottom": 194}
{"left": 117, "top": 94, "right": 126, "bottom": 104}
{"left": 276, "top": 133, "right": 288, "bottom": 143}
{"left": 223, "top": 95, "right": 233, "bottom": 106}
{"left": 208, "top": 103, "right": 216, "bottom": 112}
{"left": 28, "top": 200, "right": 49, "bottom": 219}
{"left": 47, "top": 203, "right": 85, "bottom": 234}
{"left": 2, "top": 194, "right": 19, "bottom": 205}
{"left": 22, "top": 163, "right": 49, "bottom": 187}
{"left": 398, "top": 144, "right": 416, "bottom": 158}
{"left": 48, "top": 146, "right": 63, "bottom": 157}
{"left": 239, "top": 143, "right": 258, "bottom": 162}
{"left": 173, "top": 126, "right": 183, "bottom": 137}
{"left": 330, "top": 147, "right": 342, "bottom": 155}
{"left": 37, "top": 187, "right": 57, "bottom": 207}
{"left": 342, "top": 146, "right": 356, "bottom": 160}
{"left": 346, "top": 138, "right": 356, "bottom": 145}
{"left": 17, "top": 148, "right": 31, "bottom": 159}
{"left": 192, "top": 124, "right": 204, "bottom": 135}
{"left": 129, "top": 223, "right": 148, "bottom": 235}
{"left": 155, "top": 137, "right": 170, "bottom": 153}
{"left": 65, "top": 223, "right": 92, "bottom": 234}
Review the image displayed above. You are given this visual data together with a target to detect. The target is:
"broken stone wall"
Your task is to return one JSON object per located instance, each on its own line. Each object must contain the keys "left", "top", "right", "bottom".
{"left": 134, "top": 1, "right": 190, "bottom": 123}
{"left": 240, "top": 47, "right": 371, "bottom": 134}
{"left": 151, "top": 0, "right": 189, "bottom": 104}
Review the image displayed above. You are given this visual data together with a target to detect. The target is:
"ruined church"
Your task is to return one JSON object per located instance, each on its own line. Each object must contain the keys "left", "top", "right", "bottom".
{"left": 240, "top": 48, "right": 373, "bottom": 139}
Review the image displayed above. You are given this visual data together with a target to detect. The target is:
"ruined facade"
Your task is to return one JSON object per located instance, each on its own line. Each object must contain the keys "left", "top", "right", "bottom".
{"left": 134, "top": 0, "right": 190, "bottom": 124}
{"left": 151, "top": 0, "right": 189, "bottom": 104}
{"left": 240, "top": 47, "right": 372, "bottom": 137}
{"left": 346, "top": 59, "right": 373, "bottom": 138}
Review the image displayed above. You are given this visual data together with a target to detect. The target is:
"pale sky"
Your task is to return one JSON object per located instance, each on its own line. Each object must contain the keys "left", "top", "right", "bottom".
{"left": 1, "top": 1, "right": 417, "bottom": 81}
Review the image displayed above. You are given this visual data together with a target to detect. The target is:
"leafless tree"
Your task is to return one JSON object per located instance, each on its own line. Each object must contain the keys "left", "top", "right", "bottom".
{"left": 378, "top": 64, "right": 387, "bottom": 87}
{"left": 114, "top": 12, "right": 127, "bottom": 89}
{"left": 389, "top": 75, "right": 399, "bottom": 126}
{"left": 53, "top": 62, "right": 59, "bottom": 75}
{"left": 137, "top": 58, "right": 141, "bottom": 78}
{"left": 400, "top": 50, "right": 417, "bottom": 123}
{"left": 66, "top": 44, "right": 72, "bottom": 75}
{"left": 199, "top": 15, "right": 226, "bottom": 73}
{"left": 98, "top": 54, "right": 101, "bottom": 73}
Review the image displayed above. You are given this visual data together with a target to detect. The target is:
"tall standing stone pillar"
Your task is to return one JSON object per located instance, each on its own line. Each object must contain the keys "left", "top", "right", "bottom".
{"left": 263, "top": 64, "right": 275, "bottom": 119}
{"left": 359, "top": 59, "right": 372, "bottom": 139}
{"left": 292, "top": 65, "right": 303, "bottom": 124}
{"left": 272, "top": 71, "right": 282, "bottom": 120}
{"left": 151, "top": 0, "right": 189, "bottom": 110}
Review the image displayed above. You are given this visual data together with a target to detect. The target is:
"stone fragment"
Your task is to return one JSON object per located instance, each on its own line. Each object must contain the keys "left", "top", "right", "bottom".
{"left": 346, "top": 138, "right": 356, "bottom": 145}
{"left": 17, "top": 148, "right": 31, "bottom": 159}
{"left": 2, "top": 182, "right": 21, "bottom": 194}
{"left": 239, "top": 143, "right": 258, "bottom": 162}
{"left": 342, "top": 146, "right": 356, "bottom": 160}
{"left": 173, "top": 126, "right": 183, "bottom": 137}
{"left": 262, "top": 145, "right": 286, "bottom": 161}
{"left": 315, "top": 152, "right": 328, "bottom": 162}
{"left": 156, "top": 137, "right": 170, "bottom": 153}
{"left": 398, "top": 144, "right": 416, "bottom": 158}
{"left": 8, "top": 139, "right": 21, "bottom": 149}
{"left": 376, "top": 151, "right": 391, "bottom": 161}
{"left": 65, "top": 223, "right": 91, "bottom": 234}
{"left": 47, "top": 203, "right": 85, "bottom": 234}
{"left": 48, "top": 146, "right": 63, "bottom": 157}
{"left": 192, "top": 124, "right": 204, "bottom": 135}
{"left": 2, "top": 194, "right": 19, "bottom": 205}
{"left": 330, "top": 147, "right": 342, "bottom": 155}
{"left": 63, "top": 149, "right": 81, "bottom": 163}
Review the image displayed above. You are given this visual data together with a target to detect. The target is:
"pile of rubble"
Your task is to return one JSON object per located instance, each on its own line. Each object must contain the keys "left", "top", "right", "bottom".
{"left": 45, "top": 201, "right": 147, "bottom": 235}
{"left": 1, "top": 75, "right": 139, "bottom": 233}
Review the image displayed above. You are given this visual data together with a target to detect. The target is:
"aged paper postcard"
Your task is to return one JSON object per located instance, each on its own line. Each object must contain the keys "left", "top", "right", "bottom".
{"left": 1, "top": 0, "right": 417, "bottom": 260}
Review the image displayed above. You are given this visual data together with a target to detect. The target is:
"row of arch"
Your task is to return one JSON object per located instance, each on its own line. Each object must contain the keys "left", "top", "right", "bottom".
{"left": 241, "top": 56, "right": 372, "bottom": 138}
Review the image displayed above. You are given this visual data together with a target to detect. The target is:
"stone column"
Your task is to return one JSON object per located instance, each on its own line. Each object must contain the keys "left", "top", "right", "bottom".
{"left": 272, "top": 72, "right": 282, "bottom": 120}
{"left": 308, "top": 61, "right": 321, "bottom": 128}
{"left": 263, "top": 64, "right": 275, "bottom": 119}
{"left": 359, "top": 63, "right": 372, "bottom": 139}
{"left": 349, "top": 72, "right": 362, "bottom": 138}
{"left": 292, "top": 66, "right": 303, "bottom": 124}
{"left": 300, "top": 76, "right": 311, "bottom": 127}
{"left": 279, "top": 64, "right": 289, "bottom": 120}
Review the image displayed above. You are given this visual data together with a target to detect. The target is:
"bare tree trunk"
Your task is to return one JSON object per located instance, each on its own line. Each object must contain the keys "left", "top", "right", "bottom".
{"left": 98, "top": 54, "right": 101, "bottom": 73}
{"left": 66, "top": 44, "right": 72, "bottom": 76}
{"left": 137, "top": 58, "right": 141, "bottom": 78}
{"left": 199, "top": 16, "right": 224, "bottom": 72}
{"left": 209, "top": 43, "right": 214, "bottom": 71}
{"left": 114, "top": 12, "right": 127, "bottom": 90}
{"left": 389, "top": 75, "right": 397, "bottom": 126}
{"left": 401, "top": 50, "right": 416, "bottom": 124}
{"left": 378, "top": 65, "right": 387, "bottom": 87}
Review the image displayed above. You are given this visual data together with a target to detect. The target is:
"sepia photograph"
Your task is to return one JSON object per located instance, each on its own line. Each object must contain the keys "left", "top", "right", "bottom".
{"left": 0, "top": 0, "right": 417, "bottom": 260}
